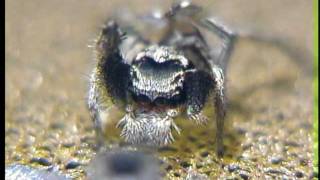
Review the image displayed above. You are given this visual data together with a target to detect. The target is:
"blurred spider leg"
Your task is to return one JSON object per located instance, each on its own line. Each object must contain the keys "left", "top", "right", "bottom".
{"left": 95, "top": 20, "right": 123, "bottom": 59}
{"left": 202, "top": 18, "right": 237, "bottom": 73}
{"left": 90, "top": 20, "right": 129, "bottom": 151}
{"left": 88, "top": 75, "right": 105, "bottom": 150}
{"left": 201, "top": 19, "right": 237, "bottom": 156}
{"left": 211, "top": 66, "right": 226, "bottom": 157}
{"left": 165, "top": 0, "right": 202, "bottom": 18}
{"left": 184, "top": 70, "right": 213, "bottom": 124}
{"left": 93, "top": 110, "right": 105, "bottom": 150}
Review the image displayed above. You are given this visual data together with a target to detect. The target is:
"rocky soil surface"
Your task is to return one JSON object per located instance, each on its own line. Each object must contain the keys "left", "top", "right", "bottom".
{"left": 5, "top": 0, "right": 316, "bottom": 179}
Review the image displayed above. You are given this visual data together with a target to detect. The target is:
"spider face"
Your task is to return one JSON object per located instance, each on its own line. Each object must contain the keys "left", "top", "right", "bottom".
{"left": 88, "top": 1, "right": 236, "bottom": 156}
{"left": 129, "top": 45, "right": 190, "bottom": 106}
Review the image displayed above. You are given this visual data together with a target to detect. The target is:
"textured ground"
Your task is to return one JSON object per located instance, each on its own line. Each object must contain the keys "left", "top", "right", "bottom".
{"left": 5, "top": 0, "right": 316, "bottom": 179}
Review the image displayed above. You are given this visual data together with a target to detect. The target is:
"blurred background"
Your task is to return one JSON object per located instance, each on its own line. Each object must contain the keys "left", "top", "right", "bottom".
{"left": 5, "top": 0, "right": 315, "bottom": 179}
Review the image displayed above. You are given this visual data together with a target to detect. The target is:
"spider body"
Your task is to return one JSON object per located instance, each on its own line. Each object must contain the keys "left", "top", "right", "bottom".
{"left": 88, "top": 1, "right": 236, "bottom": 156}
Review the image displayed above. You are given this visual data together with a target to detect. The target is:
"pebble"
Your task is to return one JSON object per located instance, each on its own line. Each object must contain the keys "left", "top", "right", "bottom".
{"left": 158, "top": 146, "right": 178, "bottom": 152}
{"left": 276, "top": 112, "right": 285, "bottom": 120}
{"left": 264, "top": 168, "right": 283, "bottom": 174}
{"left": 294, "top": 171, "right": 304, "bottom": 178}
{"left": 239, "top": 171, "right": 249, "bottom": 180}
{"left": 180, "top": 161, "right": 192, "bottom": 168}
{"left": 299, "top": 158, "right": 308, "bottom": 166}
{"left": 200, "top": 151, "right": 209, "bottom": 158}
{"left": 62, "top": 142, "right": 75, "bottom": 148}
{"left": 270, "top": 156, "right": 283, "bottom": 164}
{"left": 186, "top": 169, "right": 208, "bottom": 180}
{"left": 50, "top": 122, "right": 65, "bottom": 130}
{"left": 65, "top": 160, "right": 81, "bottom": 169}
{"left": 165, "top": 165, "right": 173, "bottom": 171}
{"left": 236, "top": 127, "right": 247, "bottom": 135}
{"left": 227, "top": 164, "right": 240, "bottom": 173}
{"left": 5, "top": 164, "right": 68, "bottom": 180}
{"left": 187, "top": 135, "right": 197, "bottom": 142}
{"left": 6, "top": 128, "right": 20, "bottom": 135}
{"left": 30, "top": 157, "right": 52, "bottom": 166}
{"left": 256, "top": 119, "right": 269, "bottom": 125}
{"left": 39, "top": 145, "right": 54, "bottom": 152}
{"left": 196, "top": 163, "right": 203, "bottom": 169}
{"left": 284, "top": 141, "right": 300, "bottom": 147}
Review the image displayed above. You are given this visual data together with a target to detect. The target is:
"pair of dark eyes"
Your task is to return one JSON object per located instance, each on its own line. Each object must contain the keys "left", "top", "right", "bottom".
{"left": 134, "top": 57, "right": 196, "bottom": 72}
{"left": 136, "top": 57, "right": 182, "bottom": 66}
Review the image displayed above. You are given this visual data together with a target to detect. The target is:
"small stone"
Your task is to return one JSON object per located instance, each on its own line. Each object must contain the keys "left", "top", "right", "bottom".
{"left": 197, "top": 143, "right": 206, "bottom": 149}
{"left": 65, "top": 160, "right": 81, "bottom": 169}
{"left": 299, "top": 158, "right": 308, "bottom": 166}
{"left": 200, "top": 151, "right": 209, "bottom": 158}
{"left": 239, "top": 171, "right": 249, "bottom": 180}
{"left": 50, "top": 122, "right": 65, "bottom": 130}
{"left": 300, "top": 122, "right": 312, "bottom": 129}
{"left": 180, "top": 161, "right": 192, "bottom": 168}
{"left": 80, "top": 136, "right": 94, "bottom": 143}
{"left": 62, "top": 142, "right": 75, "bottom": 148}
{"left": 256, "top": 119, "right": 269, "bottom": 125}
{"left": 276, "top": 112, "right": 284, "bottom": 120}
{"left": 6, "top": 128, "right": 19, "bottom": 135}
{"left": 186, "top": 168, "right": 208, "bottom": 180}
{"left": 183, "top": 148, "right": 192, "bottom": 153}
{"left": 242, "top": 143, "right": 252, "bottom": 150}
{"left": 264, "top": 168, "right": 283, "bottom": 174}
{"left": 30, "top": 157, "right": 51, "bottom": 166}
{"left": 187, "top": 136, "right": 197, "bottom": 142}
{"left": 281, "top": 175, "right": 290, "bottom": 180}
{"left": 39, "top": 145, "right": 54, "bottom": 152}
{"left": 13, "top": 155, "right": 22, "bottom": 161}
{"left": 236, "top": 127, "right": 247, "bottom": 135}
{"left": 284, "top": 141, "right": 300, "bottom": 147}
{"left": 196, "top": 164, "right": 203, "bottom": 169}
{"left": 227, "top": 164, "right": 240, "bottom": 173}
{"left": 294, "top": 171, "right": 304, "bottom": 178}
{"left": 165, "top": 165, "right": 172, "bottom": 171}
{"left": 173, "top": 172, "right": 180, "bottom": 177}
{"left": 270, "top": 156, "right": 283, "bottom": 164}
{"left": 158, "top": 146, "right": 178, "bottom": 152}
{"left": 252, "top": 131, "right": 265, "bottom": 137}
{"left": 5, "top": 164, "right": 67, "bottom": 179}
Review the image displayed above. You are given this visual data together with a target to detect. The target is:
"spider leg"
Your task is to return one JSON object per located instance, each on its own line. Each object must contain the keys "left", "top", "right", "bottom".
{"left": 161, "top": 11, "right": 229, "bottom": 156}
{"left": 96, "top": 20, "right": 132, "bottom": 105}
{"left": 88, "top": 71, "right": 106, "bottom": 150}
{"left": 200, "top": 18, "right": 237, "bottom": 74}
{"left": 184, "top": 70, "right": 213, "bottom": 124}
{"left": 89, "top": 20, "right": 132, "bottom": 150}
{"left": 199, "top": 18, "right": 237, "bottom": 157}
{"left": 165, "top": 0, "right": 202, "bottom": 18}
{"left": 163, "top": 0, "right": 237, "bottom": 73}
{"left": 211, "top": 65, "right": 226, "bottom": 157}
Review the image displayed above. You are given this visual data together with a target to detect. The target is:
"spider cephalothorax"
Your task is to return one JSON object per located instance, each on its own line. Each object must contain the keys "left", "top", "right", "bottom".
{"left": 129, "top": 45, "right": 189, "bottom": 104}
{"left": 88, "top": 1, "right": 236, "bottom": 156}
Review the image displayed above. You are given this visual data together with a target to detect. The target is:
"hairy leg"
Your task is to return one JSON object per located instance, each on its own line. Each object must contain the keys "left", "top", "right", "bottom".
{"left": 184, "top": 70, "right": 214, "bottom": 124}
{"left": 89, "top": 20, "right": 130, "bottom": 150}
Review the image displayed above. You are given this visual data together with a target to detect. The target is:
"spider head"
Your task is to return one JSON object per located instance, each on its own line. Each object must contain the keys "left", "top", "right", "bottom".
{"left": 129, "top": 45, "right": 191, "bottom": 106}
{"left": 117, "top": 45, "right": 194, "bottom": 146}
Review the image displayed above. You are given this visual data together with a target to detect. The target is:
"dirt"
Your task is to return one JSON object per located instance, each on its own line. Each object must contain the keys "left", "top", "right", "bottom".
{"left": 5, "top": 0, "right": 316, "bottom": 179}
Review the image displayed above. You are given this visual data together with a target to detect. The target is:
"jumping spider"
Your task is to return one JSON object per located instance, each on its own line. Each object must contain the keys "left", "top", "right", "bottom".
{"left": 88, "top": 1, "right": 236, "bottom": 157}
